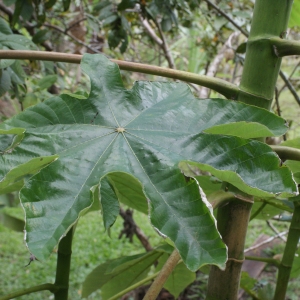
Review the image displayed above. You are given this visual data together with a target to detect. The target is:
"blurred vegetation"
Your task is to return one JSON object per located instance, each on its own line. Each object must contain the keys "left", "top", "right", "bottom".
{"left": 0, "top": 0, "right": 300, "bottom": 299}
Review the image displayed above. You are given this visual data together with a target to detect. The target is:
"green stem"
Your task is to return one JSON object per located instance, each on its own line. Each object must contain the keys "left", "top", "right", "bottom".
{"left": 53, "top": 226, "right": 74, "bottom": 300}
{"left": 0, "top": 283, "right": 58, "bottom": 300}
{"left": 0, "top": 50, "right": 239, "bottom": 99}
{"left": 206, "top": 199, "right": 253, "bottom": 300}
{"left": 143, "top": 250, "right": 181, "bottom": 300}
{"left": 238, "top": 0, "right": 293, "bottom": 109}
{"left": 245, "top": 256, "right": 280, "bottom": 267}
{"left": 250, "top": 202, "right": 267, "bottom": 221}
{"left": 107, "top": 271, "right": 160, "bottom": 300}
{"left": 271, "top": 145, "right": 300, "bottom": 161}
{"left": 274, "top": 204, "right": 300, "bottom": 300}
{"left": 271, "top": 37, "right": 300, "bottom": 57}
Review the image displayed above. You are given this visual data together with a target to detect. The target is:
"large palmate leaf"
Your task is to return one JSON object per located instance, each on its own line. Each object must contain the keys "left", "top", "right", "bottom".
{"left": 0, "top": 54, "right": 297, "bottom": 271}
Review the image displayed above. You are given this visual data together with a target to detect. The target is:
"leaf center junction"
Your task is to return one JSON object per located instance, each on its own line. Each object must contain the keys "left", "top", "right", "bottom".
{"left": 115, "top": 127, "right": 125, "bottom": 133}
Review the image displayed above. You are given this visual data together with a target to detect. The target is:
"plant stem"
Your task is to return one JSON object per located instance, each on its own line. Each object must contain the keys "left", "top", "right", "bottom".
{"left": 278, "top": 70, "right": 300, "bottom": 106}
{"left": 53, "top": 226, "right": 74, "bottom": 300}
{"left": 238, "top": 0, "right": 293, "bottom": 108}
{"left": 206, "top": 2, "right": 294, "bottom": 299}
{"left": 107, "top": 271, "right": 160, "bottom": 300}
{"left": 206, "top": 0, "right": 299, "bottom": 108}
{"left": 274, "top": 204, "right": 300, "bottom": 300}
{"left": 0, "top": 50, "right": 239, "bottom": 99}
{"left": 0, "top": 283, "right": 58, "bottom": 300}
{"left": 244, "top": 231, "right": 288, "bottom": 253}
{"left": 271, "top": 37, "right": 300, "bottom": 57}
{"left": 245, "top": 256, "right": 280, "bottom": 267}
{"left": 271, "top": 145, "right": 300, "bottom": 161}
{"left": 143, "top": 250, "right": 181, "bottom": 300}
{"left": 206, "top": 199, "right": 253, "bottom": 300}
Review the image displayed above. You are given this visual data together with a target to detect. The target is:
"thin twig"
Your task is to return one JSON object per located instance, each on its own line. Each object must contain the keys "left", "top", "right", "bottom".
{"left": 267, "top": 220, "right": 287, "bottom": 242}
{"left": 199, "top": 31, "right": 240, "bottom": 98}
{"left": 143, "top": 250, "right": 181, "bottom": 300}
{"left": 204, "top": 0, "right": 248, "bottom": 36}
{"left": 278, "top": 61, "right": 300, "bottom": 95}
{"left": 278, "top": 70, "right": 300, "bottom": 106}
{"left": 66, "top": 17, "right": 87, "bottom": 32}
{"left": 139, "top": 13, "right": 175, "bottom": 69}
{"left": 44, "top": 23, "right": 100, "bottom": 53}
{"left": 155, "top": 20, "right": 175, "bottom": 69}
{"left": 119, "top": 207, "right": 153, "bottom": 252}
{"left": 244, "top": 231, "right": 288, "bottom": 253}
{"left": 138, "top": 15, "right": 163, "bottom": 46}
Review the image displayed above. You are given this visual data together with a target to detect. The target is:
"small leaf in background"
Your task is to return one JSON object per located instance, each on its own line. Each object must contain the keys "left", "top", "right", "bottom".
{"left": 108, "top": 28, "right": 128, "bottom": 53}
{"left": 32, "top": 29, "right": 51, "bottom": 44}
{"left": 0, "top": 59, "right": 15, "bottom": 69}
{"left": 0, "top": 33, "right": 37, "bottom": 50}
{"left": 250, "top": 201, "right": 293, "bottom": 221}
{"left": 0, "top": 17, "right": 12, "bottom": 35}
{"left": 9, "top": 61, "right": 26, "bottom": 85}
{"left": 36, "top": 74, "right": 57, "bottom": 90}
{"left": 12, "top": 0, "right": 34, "bottom": 26}
{"left": 34, "top": 2, "right": 46, "bottom": 25}
{"left": 63, "top": 0, "right": 71, "bottom": 11}
{"left": 0, "top": 69, "right": 11, "bottom": 96}
{"left": 161, "top": 15, "right": 173, "bottom": 32}
{"left": 155, "top": 252, "right": 196, "bottom": 297}
{"left": 45, "top": 0, "right": 57, "bottom": 9}
{"left": 22, "top": 93, "right": 39, "bottom": 109}
{"left": 240, "top": 272, "right": 258, "bottom": 298}
{"left": 118, "top": 0, "right": 137, "bottom": 11}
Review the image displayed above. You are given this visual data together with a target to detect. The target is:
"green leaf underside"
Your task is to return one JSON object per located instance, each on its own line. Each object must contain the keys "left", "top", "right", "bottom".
{"left": 0, "top": 54, "right": 297, "bottom": 271}
{"left": 156, "top": 253, "right": 196, "bottom": 297}
{"left": 82, "top": 250, "right": 164, "bottom": 299}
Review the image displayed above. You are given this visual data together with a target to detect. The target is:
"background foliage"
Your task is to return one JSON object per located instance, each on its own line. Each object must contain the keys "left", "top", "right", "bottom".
{"left": 1, "top": 0, "right": 300, "bottom": 299}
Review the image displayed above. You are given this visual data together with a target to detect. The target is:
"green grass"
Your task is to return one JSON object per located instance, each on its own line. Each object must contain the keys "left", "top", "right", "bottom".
{"left": 0, "top": 208, "right": 163, "bottom": 300}
{"left": 0, "top": 204, "right": 298, "bottom": 300}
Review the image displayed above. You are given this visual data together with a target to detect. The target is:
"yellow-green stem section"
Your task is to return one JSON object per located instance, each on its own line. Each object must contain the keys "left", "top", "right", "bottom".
{"left": 143, "top": 250, "right": 180, "bottom": 300}
{"left": 54, "top": 227, "right": 74, "bottom": 300}
{"left": 0, "top": 283, "right": 58, "bottom": 300}
{"left": 274, "top": 204, "right": 300, "bottom": 300}
{"left": 270, "top": 37, "right": 300, "bottom": 57}
{"left": 238, "top": 0, "right": 293, "bottom": 109}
